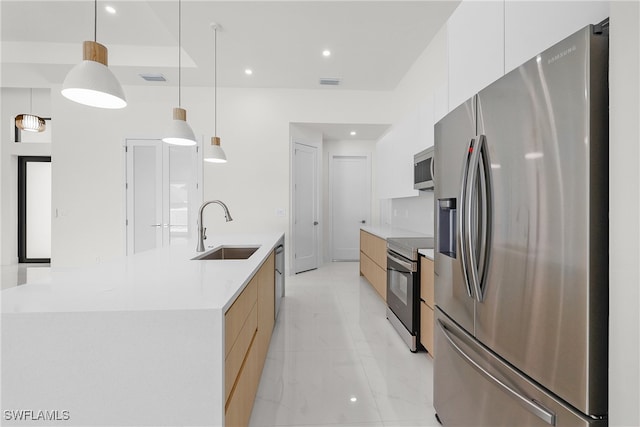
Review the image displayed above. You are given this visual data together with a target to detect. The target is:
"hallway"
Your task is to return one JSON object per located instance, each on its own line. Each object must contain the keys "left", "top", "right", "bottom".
{"left": 250, "top": 262, "right": 437, "bottom": 427}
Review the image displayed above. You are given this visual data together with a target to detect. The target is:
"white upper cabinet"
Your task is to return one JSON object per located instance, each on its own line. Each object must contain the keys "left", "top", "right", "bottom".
{"left": 447, "top": 1, "right": 505, "bottom": 111}
{"left": 377, "top": 97, "right": 434, "bottom": 200}
{"left": 504, "top": 1, "right": 610, "bottom": 74}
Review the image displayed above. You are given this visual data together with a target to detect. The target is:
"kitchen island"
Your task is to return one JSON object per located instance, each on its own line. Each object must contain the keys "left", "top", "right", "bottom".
{"left": 1, "top": 232, "right": 284, "bottom": 426}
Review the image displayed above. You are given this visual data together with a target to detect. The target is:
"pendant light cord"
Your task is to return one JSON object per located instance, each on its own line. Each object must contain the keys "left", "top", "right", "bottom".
{"left": 214, "top": 26, "right": 217, "bottom": 136}
{"left": 29, "top": 88, "right": 33, "bottom": 113}
{"left": 94, "top": 0, "right": 97, "bottom": 42}
{"left": 178, "top": 0, "right": 182, "bottom": 108}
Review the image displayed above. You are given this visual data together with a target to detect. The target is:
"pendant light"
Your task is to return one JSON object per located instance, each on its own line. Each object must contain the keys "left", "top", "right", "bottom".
{"left": 204, "top": 23, "right": 227, "bottom": 163}
{"left": 61, "top": 0, "right": 126, "bottom": 109}
{"left": 16, "top": 89, "right": 46, "bottom": 133}
{"left": 163, "top": 0, "right": 196, "bottom": 146}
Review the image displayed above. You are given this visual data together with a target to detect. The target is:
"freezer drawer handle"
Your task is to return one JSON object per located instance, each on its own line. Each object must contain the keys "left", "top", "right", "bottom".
{"left": 436, "top": 320, "right": 556, "bottom": 426}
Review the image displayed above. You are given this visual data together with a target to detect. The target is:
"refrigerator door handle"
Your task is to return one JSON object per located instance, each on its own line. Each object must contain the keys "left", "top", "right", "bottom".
{"left": 436, "top": 320, "right": 556, "bottom": 426}
{"left": 465, "top": 134, "right": 492, "bottom": 302}
{"left": 458, "top": 138, "right": 475, "bottom": 298}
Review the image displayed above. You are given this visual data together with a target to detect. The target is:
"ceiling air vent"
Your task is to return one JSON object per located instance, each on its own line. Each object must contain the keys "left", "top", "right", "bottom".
{"left": 319, "top": 78, "right": 341, "bottom": 86}
{"left": 139, "top": 73, "right": 167, "bottom": 82}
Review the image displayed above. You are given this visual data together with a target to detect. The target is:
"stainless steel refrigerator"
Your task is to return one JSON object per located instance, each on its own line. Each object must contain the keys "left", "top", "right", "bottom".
{"left": 433, "top": 24, "right": 608, "bottom": 426}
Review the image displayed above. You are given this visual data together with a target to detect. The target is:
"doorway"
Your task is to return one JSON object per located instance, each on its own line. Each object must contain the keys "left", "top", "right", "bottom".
{"left": 329, "top": 154, "right": 371, "bottom": 261}
{"left": 17, "top": 156, "right": 51, "bottom": 263}
{"left": 292, "top": 142, "right": 320, "bottom": 273}
{"left": 124, "top": 139, "right": 199, "bottom": 255}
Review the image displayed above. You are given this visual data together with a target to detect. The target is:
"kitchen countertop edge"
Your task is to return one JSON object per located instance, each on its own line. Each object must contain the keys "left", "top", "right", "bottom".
{"left": 419, "top": 249, "right": 435, "bottom": 260}
{"left": 1, "top": 232, "right": 285, "bottom": 314}
{"left": 361, "top": 225, "right": 431, "bottom": 240}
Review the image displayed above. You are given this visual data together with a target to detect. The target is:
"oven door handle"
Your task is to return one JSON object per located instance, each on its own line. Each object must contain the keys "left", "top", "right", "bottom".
{"left": 387, "top": 252, "right": 416, "bottom": 272}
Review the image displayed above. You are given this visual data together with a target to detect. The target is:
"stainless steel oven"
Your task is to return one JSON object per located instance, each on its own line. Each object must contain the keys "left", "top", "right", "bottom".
{"left": 386, "top": 237, "right": 434, "bottom": 352}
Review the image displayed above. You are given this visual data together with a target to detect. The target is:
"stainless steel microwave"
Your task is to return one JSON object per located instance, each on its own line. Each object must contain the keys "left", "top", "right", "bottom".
{"left": 414, "top": 147, "right": 435, "bottom": 190}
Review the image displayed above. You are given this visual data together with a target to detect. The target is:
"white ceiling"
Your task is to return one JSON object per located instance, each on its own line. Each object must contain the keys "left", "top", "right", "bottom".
{"left": 1, "top": 0, "right": 459, "bottom": 140}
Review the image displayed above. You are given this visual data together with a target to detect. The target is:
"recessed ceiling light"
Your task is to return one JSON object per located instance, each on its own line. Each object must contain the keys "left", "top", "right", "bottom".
{"left": 322, "top": 49, "right": 331, "bottom": 57}
{"left": 105, "top": 5, "right": 116, "bottom": 14}
{"left": 350, "top": 131, "right": 357, "bottom": 136}
{"left": 245, "top": 69, "right": 253, "bottom": 75}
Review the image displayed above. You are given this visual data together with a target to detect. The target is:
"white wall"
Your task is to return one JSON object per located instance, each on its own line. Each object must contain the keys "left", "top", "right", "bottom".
{"left": 48, "top": 85, "right": 392, "bottom": 268}
{"left": 388, "top": 193, "right": 434, "bottom": 236}
{"left": 0, "top": 88, "right": 51, "bottom": 266}
{"left": 390, "top": 23, "right": 449, "bottom": 124}
{"left": 323, "top": 138, "right": 378, "bottom": 262}
{"left": 609, "top": 2, "right": 640, "bottom": 425}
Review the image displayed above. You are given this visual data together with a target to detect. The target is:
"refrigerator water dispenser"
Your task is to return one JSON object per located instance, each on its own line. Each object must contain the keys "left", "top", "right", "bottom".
{"left": 438, "top": 198, "right": 456, "bottom": 258}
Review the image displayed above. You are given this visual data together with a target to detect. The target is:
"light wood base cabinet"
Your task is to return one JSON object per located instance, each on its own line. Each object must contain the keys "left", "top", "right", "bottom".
{"left": 257, "top": 252, "right": 275, "bottom": 375}
{"left": 225, "top": 251, "right": 276, "bottom": 427}
{"left": 360, "top": 230, "right": 387, "bottom": 301}
{"left": 420, "top": 301, "right": 434, "bottom": 358}
{"left": 225, "top": 335, "right": 259, "bottom": 427}
{"left": 420, "top": 256, "right": 435, "bottom": 357}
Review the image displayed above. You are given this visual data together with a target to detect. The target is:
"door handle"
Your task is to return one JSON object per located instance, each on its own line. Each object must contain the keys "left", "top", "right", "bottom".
{"left": 465, "top": 134, "right": 492, "bottom": 303}
{"left": 458, "top": 138, "right": 474, "bottom": 299}
{"left": 465, "top": 135, "right": 484, "bottom": 302}
{"left": 313, "top": 221, "right": 319, "bottom": 225}
{"left": 436, "top": 320, "right": 556, "bottom": 425}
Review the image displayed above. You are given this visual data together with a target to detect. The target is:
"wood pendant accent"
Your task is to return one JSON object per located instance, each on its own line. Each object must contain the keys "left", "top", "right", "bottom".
{"left": 173, "top": 107, "right": 187, "bottom": 121}
{"left": 211, "top": 136, "right": 221, "bottom": 146}
{"left": 83, "top": 41, "right": 108, "bottom": 66}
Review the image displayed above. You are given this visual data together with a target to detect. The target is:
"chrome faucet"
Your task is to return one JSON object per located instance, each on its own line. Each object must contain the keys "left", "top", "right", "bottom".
{"left": 196, "top": 200, "right": 233, "bottom": 252}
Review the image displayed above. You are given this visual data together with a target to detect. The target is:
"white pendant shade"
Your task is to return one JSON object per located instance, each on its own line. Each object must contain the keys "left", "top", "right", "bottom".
{"left": 61, "top": 42, "right": 127, "bottom": 109}
{"left": 163, "top": 107, "right": 197, "bottom": 146}
{"left": 204, "top": 137, "right": 227, "bottom": 163}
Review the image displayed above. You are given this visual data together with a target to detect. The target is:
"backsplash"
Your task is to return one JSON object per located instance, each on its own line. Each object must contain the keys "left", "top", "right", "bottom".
{"left": 380, "top": 192, "right": 435, "bottom": 236}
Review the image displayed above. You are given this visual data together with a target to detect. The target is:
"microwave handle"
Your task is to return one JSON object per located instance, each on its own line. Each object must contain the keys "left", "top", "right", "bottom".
{"left": 430, "top": 155, "right": 435, "bottom": 185}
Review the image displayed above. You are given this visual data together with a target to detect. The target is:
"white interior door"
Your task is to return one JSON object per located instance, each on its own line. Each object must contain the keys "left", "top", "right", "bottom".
{"left": 293, "top": 142, "right": 319, "bottom": 273}
{"left": 164, "top": 145, "right": 198, "bottom": 246}
{"left": 126, "top": 139, "right": 198, "bottom": 255}
{"left": 330, "top": 154, "right": 371, "bottom": 261}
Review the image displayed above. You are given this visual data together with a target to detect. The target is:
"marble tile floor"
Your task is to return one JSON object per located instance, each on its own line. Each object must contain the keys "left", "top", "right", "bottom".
{"left": 249, "top": 262, "right": 439, "bottom": 427}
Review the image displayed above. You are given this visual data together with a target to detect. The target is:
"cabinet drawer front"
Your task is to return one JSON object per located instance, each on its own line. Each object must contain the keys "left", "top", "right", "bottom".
{"left": 420, "top": 301, "right": 434, "bottom": 357}
{"left": 257, "top": 252, "right": 276, "bottom": 375}
{"left": 225, "top": 303, "right": 257, "bottom": 402}
{"left": 420, "top": 256, "right": 435, "bottom": 308}
{"left": 360, "top": 251, "right": 387, "bottom": 301}
{"left": 225, "top": 337, "right": 259, "bottom": 427}
{"left": 361, "top": 230, "right": 387, "bottom": 269}
{"left": 225, "top": 277, "right": 258, "bottom": 358}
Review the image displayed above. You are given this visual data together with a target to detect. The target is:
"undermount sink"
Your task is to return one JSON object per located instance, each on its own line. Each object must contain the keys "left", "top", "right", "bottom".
{"left": 192, "top": 245, "right": 260, "bottom": 260}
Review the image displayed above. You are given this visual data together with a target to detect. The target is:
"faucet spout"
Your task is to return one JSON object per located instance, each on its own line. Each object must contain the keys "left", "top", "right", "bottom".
{"left": 196, "top": 200, "right": 233, "bottom": 252}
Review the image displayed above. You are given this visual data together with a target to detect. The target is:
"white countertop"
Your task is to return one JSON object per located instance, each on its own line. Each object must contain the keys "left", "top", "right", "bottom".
{"left": 1, "top": 232, "right": 284, "bottom": 314}
{"left": 361, "top": 225, "right": 431, "bottom": 240}
{"left": 419, "top": 249, "right": 435, "bottom": 260}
